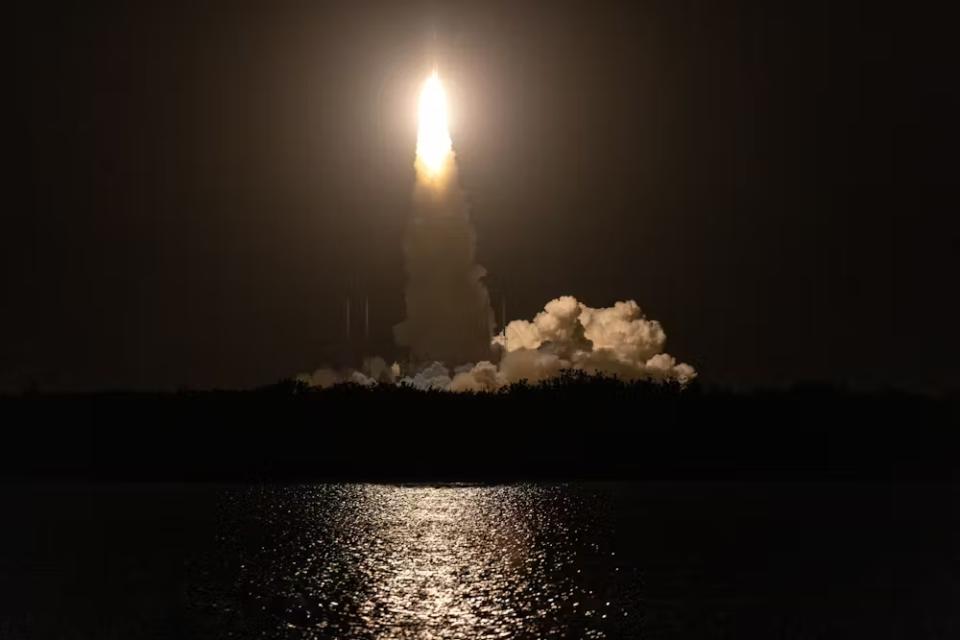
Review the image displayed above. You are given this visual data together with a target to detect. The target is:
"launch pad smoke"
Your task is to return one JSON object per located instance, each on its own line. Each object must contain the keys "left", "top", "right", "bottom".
{"left": 298, "top": 294, "right": 696, "bottom": 392}
{"left": 298, "top": 71, "right": 695, "bottom": 391}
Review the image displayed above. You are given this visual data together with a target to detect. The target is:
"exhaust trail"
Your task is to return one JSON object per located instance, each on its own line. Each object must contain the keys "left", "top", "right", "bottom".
{"left": 393, "top": 71, "right": 495, "bottom": 366}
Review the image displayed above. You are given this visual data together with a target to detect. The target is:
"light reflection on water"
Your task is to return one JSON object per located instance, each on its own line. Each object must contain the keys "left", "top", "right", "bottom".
{"left": 213, "top": 484, "right": 624, "bottom": 639}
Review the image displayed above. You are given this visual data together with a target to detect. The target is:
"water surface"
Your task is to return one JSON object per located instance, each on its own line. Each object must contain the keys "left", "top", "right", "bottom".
{"left": 1, "top": 482, "right": 955, "bottom": 638}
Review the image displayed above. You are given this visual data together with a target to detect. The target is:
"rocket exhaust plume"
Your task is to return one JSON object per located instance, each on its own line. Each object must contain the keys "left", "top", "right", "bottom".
{"left": 415, "top": 71, "right": 453, "bottom": 179}
{"left": 393, "top": 70, "right": 495, "bottom": 365}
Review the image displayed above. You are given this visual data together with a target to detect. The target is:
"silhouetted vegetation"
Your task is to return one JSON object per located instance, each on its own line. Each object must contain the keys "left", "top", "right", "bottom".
{"left": 1, "top": 373, "right": 957, "bottom": 482}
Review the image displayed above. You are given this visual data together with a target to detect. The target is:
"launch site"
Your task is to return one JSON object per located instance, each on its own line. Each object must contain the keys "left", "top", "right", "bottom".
{"left": 3, "top": 1, "right": 958, "bottom": 638}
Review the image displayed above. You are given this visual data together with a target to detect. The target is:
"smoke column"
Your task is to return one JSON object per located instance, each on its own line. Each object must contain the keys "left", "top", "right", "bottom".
{"left": 392, "top": 71, "right": 495, "bottom": 365}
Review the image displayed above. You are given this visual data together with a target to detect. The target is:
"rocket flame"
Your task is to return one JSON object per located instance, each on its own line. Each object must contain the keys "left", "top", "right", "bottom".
{"left": 416, "top": 71, "right": 452, "bottom": 177}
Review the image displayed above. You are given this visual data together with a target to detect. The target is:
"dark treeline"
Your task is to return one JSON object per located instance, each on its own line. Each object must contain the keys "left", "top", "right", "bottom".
{"left": 2, "top": 372, "right": 958, "bottom": 483}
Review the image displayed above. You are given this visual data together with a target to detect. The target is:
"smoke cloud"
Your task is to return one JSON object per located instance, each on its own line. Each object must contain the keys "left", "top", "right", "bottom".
{"left": 299, "top": 296, "right": 696, "bottom": 392}
{"left": 490, "top": 296, "right": 696, "bottom": 386}
{"left": 297, "top": 357, "right": 400, "bottom": 389}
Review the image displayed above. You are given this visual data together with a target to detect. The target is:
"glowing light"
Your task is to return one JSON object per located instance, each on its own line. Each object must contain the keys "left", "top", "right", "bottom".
{"left": 416, "top": 70, "right": 452, "bottom": 176}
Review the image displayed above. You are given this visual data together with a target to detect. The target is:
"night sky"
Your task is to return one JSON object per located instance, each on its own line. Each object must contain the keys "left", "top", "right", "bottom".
{"left": 6, "top": 0, "right": 958, "bottom": 391}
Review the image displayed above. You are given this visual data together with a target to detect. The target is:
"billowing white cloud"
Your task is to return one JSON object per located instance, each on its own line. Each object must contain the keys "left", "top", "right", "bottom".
{"left": 492, "top": 296, "right": 695, "bottom": 386}
{"left": 298, "top": 296, "right": 695, "bottom": 392}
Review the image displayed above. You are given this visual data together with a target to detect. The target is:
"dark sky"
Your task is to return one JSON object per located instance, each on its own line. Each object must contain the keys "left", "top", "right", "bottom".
{"left": 7, "top": 0, "right": 959, "bottom": 391}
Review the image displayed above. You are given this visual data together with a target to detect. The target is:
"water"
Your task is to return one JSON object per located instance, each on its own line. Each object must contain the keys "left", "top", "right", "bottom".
{"left": 208, "top": 485, "right": 624, "bottom": 639}
{"left": 1, "top": 483, "right": 956, "bottom": 638}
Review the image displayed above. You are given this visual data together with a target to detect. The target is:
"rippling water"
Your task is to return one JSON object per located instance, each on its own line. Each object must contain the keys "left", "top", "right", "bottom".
{"left": 204, "top": 485, "right": 630, "bottom": 639}
{"left": 2, "top": 482, "right": 956, "bottom": 639}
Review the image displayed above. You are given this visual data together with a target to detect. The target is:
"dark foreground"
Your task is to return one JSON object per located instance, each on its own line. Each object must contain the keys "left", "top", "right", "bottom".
{"left": 1, "top": 481, "right": 957, "bottom": 639}
{"left": 2, "top": 376, "right": 958, "bottom": 482}
{"left": 2, "top": 380, "right": 957, "bottom": 638}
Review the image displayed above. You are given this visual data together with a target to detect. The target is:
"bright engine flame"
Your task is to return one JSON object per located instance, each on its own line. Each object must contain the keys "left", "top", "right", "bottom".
{"left": 416, "top": 71, "right": 452, "bottom": 176}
